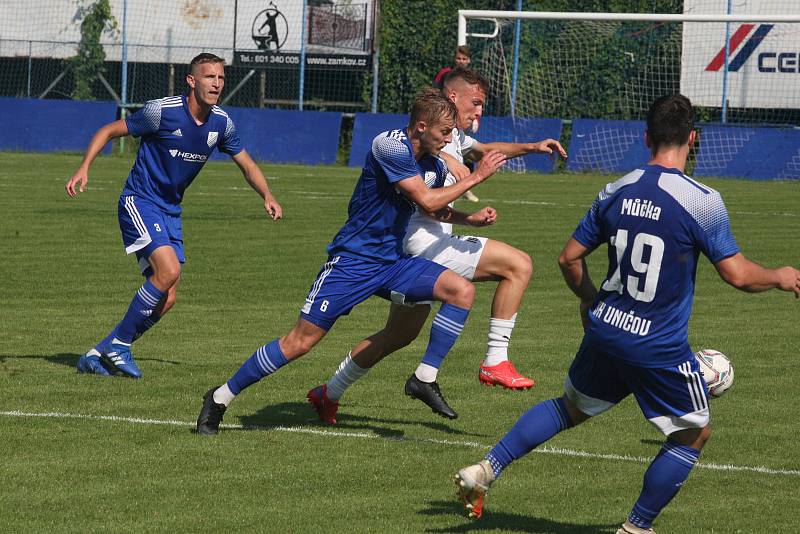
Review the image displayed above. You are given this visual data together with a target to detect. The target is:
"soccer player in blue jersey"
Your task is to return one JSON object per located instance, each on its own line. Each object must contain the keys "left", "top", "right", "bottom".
{"left": 454, "top": 94, "right": 800, "bottom": 532}
{"left": 195, "top": 88, "right": 507, "bottom": 435}
{"left": 65, "top": 53, "right": 282, "bottom": 379}
{"left": 309, "top": 68, "right": 567, "bottom": 424}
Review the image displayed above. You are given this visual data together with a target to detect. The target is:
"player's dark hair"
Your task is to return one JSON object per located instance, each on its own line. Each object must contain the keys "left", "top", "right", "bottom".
{"left": 189, "top": 53, "right": 225, "bottom": 73}
{"left": 442, "top": 67, "right": 489, "bottom": 94}
{"left": 409, "top": 87, "right": 457, "bottom": 128}
{"left": 456, "top": 45, "right": 471, "bottom": 58}
{"left": 647, "top": 94, "right": 695, "bottom": 152}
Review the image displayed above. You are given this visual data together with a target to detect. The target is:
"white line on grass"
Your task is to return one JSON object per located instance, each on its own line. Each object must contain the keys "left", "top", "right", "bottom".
{"left": 3, "top": 410, "right": 799, "bottom": 478}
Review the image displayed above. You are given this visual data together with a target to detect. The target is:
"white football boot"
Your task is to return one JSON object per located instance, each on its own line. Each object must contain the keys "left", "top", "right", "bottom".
{"left": 454, "top": 459, "right": 495, "bottom": 519}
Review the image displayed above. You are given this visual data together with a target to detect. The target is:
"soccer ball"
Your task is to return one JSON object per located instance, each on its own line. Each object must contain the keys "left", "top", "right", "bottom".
{"left": 695, "top": 349, "right": 734, "bottom": 398}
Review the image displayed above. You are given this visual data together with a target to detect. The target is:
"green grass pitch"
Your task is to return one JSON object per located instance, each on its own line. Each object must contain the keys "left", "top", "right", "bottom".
{"left": 1, "top": 151, "right": 798, "bottom": 532}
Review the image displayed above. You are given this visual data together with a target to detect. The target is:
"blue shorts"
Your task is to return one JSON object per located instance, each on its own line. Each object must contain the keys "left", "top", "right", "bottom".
{"left": 564, "top": 338, "right": 710, "bottom": 435}
{"left": 300, "top": 254, "right": 447, "bottom": 331}
{"left": 118, "top": 195, "right": 185, "bottom": 275}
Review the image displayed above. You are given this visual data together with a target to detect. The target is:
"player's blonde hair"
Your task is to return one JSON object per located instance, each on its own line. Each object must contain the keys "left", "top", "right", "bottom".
{"left": 409, "top": 87, "right": 457, "bottom": 128}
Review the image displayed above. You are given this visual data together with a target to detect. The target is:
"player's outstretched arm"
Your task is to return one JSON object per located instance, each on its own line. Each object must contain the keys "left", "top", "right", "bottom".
{"left": 232, "top": 149, "right": 282, "bottom": 220}
{"left": 558, "top": 237, "right": 598, "bottom": 329}
{"left": 714, "top": 253, "right": 800, "bottom": 297}
{"left": 396, "top": 150, "right": 505, "bottom": 213}
{"left": 65, "top": 119, "right": 129, "bottom": 197}
{"left": 471, "top": 138, "right": 567, "bottom": 161}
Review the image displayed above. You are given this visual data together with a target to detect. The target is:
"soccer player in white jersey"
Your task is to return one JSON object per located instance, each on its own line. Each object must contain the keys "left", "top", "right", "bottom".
{"left": 65, "top": 53, "right": 282, "bottom": 378}
{"left": 454, "top": 94, "right": 800, "bottom": 532}
{"left": 308, "top": 67, "right": 567, "bottom": 422}
{"left": 195, "top": 89, "right": 507, "bottom": 435}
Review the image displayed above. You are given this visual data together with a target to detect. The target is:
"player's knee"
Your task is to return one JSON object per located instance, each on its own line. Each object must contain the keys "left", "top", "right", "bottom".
{"left": 153, "top": 266, "right": 181, "bottom": 289}
{"left": 452, "top": 278, "right": 475, "bottom": 307}
{"left": 289, "top": 338, "right": 315, "bottom": 358}
{"left": 696, "top": 425, "right": 712, "bottom": 448}
{"left": 384, "top": 327, "right": 417, "bottom": 352}
{"left": 513, "top": 250, "right": 533, "bottom": 282}
{"left": 669, "top": 425, "right": 711, "bottom": 450}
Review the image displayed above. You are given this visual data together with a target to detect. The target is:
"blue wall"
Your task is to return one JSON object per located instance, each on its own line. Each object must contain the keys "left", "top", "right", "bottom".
{"left": 349, "top": 112, "right": 408, "bottom": 167}
{"left": 0, "top": 98, "right": 342, "bottom": 165}
{"left": 474, "top": 116, "right": 563, "bottom": 173}
{"left": 2, "top": 98, "right": 797, "bottom": 180}
{"left": 568, "top": 119, "right": 651, "bottom": 174}
{"left": 695, "top": 125, "right": 800, "bottom": 180}
{"left": 210, "top": 107, "right": 342, "bottom": 165}
{"left": 0, "top": 97, "right": 117, "bottom": 154}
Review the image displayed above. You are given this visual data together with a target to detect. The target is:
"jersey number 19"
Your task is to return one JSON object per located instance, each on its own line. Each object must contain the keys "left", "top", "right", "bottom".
{"left": 601, "top": 229, "right": 664, "bottom": 303}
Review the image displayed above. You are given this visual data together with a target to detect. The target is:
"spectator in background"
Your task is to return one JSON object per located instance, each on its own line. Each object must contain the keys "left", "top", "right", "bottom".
{"left": 434, "top": 46, "right": 472, "bottom": 89}
{"left": 435, "top": 46, "right": 480, "bottom": 201}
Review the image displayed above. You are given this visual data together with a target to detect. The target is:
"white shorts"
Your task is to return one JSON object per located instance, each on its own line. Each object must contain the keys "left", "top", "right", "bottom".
{"left": 416, "top": 234, "right": 488, "bottom": 280}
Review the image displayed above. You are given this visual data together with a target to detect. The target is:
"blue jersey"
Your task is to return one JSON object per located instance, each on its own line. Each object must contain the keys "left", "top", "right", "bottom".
{"left": 573, "top": 164, "right": 740, "bottom": 367}
{"left": 122, "top": 95, "right": 242, "bottom": 215}
{"left": 327, "top": 128, "right": 447, "bottom": 262}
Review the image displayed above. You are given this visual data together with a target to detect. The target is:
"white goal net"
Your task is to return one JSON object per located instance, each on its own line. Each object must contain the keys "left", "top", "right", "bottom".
{"left": 461, "top": 6, "right": 800, "bottom": 177}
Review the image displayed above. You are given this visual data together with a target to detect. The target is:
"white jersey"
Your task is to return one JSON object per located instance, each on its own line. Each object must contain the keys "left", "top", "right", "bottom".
{"left": 404, "top": 128, "right": 476, "bottom": 255}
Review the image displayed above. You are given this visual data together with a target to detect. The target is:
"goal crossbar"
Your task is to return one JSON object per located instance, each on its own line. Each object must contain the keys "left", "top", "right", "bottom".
{"left": 458, "top": 10, "right": 800, "bottom": 45}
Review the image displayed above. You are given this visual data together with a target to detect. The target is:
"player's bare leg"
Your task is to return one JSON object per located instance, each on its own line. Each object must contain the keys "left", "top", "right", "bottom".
{"left": 277, "top": 318, "right": 328, "bottom": 361}
{"left": 80, "top": 245, "right": 181, "bottom": 378}
{"left": 310, "top": 304, "right": 430, "bottom": 423}
{"left": 618, "top": 425, "right": 710, "bottom": 534}
{"left": 314, "top": 269, "right": 475, "bottom": 422}
{"left": 456, "top": 395, "right": 588, "bottom": 519}
{"left": 199, "top": 319, "right": 328, "bottom": 435}
{"left": 471, "top": 239, "right": 534, "bottom": 389}
{"left": 403, "top": 269, "right": 474, "bottom": 419}
{"left": 352, "top": 304, "right": 431, "bottom": 367}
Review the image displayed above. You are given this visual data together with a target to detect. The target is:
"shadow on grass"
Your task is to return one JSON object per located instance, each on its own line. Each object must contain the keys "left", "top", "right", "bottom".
{"left": 235, "top": 400, "right": 486, "bottom": 440}
{"left": 0, "top": 353, "right": 181, "bottom": 368}
{"left": 420, "top": 499, "right": 614, "bottom": 533}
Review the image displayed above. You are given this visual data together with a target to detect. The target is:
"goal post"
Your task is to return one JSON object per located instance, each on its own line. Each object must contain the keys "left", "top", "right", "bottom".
{"left": 457, "top": 9, "right": 800, "bottom": 177}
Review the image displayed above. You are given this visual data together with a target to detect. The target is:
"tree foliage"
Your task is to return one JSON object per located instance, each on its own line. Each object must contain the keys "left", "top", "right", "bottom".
{"left": 377, "top": 0, "right": 683, "bottom": 114}
{"left": 71, "top": 0, "right": 118, "bottom": 101}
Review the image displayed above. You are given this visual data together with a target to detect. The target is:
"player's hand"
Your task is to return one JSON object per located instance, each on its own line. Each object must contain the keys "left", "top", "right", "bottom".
{"left": 466, "top": 206, "right": 497, "bottom": 227}
{"left": 776, "top": 266, "right": 800, "bottom": 298}
{"left": 474, "top": 150, "right": 506, "bottom": 182}
{"left": 66, "top": 168, "right": 89, "bottom": 197}
{"left": 264, "top": 195, "right": 283, "bottom": 220}
{"left": 532, "top": 139, "right": 568, "bottom": 160}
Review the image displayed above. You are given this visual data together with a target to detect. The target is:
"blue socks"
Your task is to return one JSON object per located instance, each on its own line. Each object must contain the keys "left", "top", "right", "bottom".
{"left": 420, "top": 303, "right": 470, "bottom": 369}
{"left": 109, "top": 279, "right": 166, "bottom": 344}
{"left": 485, "top": 397, "right": 574, "bottom": 478}
{"left": 628, "top": 441, "right": 700, "bottom": 529}
{"left": 227, "top": 339, "right": 289, "bottom": 395}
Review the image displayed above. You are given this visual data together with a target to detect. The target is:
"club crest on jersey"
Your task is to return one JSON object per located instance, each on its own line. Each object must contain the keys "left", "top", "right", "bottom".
{"left": 207, "top": 131, "right": 219, "bottom": 147}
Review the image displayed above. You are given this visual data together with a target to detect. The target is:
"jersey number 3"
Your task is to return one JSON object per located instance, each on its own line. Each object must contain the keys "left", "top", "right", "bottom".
{"left": 601, "top": 229, "right": 664, "bottom": 303}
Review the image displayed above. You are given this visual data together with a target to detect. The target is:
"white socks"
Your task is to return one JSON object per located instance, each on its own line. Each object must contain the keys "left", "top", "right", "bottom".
{"left": 213, "top": 383, "right": 236, "bottom": 407}
{"left": 414, "top": 363, "right": 439, "bottom": 383}
{"left": 484, "top": 314, "right": 517, "bottom": 367}
{"left": 326, "top": 353, "right": 369, "bottom": 402}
